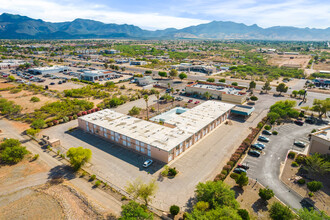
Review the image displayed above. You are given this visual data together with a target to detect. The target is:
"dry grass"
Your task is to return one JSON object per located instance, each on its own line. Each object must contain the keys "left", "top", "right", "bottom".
{"left": 267, "top": 54, "right": 311, "bottom": 68}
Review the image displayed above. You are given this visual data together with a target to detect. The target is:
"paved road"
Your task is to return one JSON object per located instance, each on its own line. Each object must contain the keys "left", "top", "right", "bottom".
{"left": 242, "top": 122, "right": 328, "bottom": 211}
{"left": 0, "top": 118, "right": 122, "bottom": 216}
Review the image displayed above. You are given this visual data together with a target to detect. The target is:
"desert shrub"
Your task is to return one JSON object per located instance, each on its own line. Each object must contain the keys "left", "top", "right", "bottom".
{"left": 297, "top": 178, "right": 305, "bottom": 185}
{"left": 308, "top": 192, "right": 314, "bottom": 197}
{"left": 168, "top": 167, "right": 177, "bottom": 176}
{"left": 227, "top": 161, "right": 234, "bottom": 167}
{"left": 170, "top": 205, "right": 180, "bottom": 216}
{"left": 221, "top": 169, "right": 228, "bottom": 175}
{"left": 90, "top": 174, "right": 96, "bottom": 181}
{"left": 30, "top": 96, "right": 40, "bottom": 102}
{"left": 295, "top": 155, "right": 305, "bottom": 164}
{"left": 230, "top": 173, "right": 240, "bottom": 180}
{"left": 87, "top": 110, "right": 91, "bottom": 114}
{"left": 94, "top": 180, "right": 101, "bottom": 187}
{"left": 32, "top": 154, "right": 39, "bottom": 161}
{"left": 272, "top": 131, "right": 278, "bottom": 135}
{"left": 63, "top": 116, "right": 69, "bottom": 122}
{"left": 307, "top": 181, "right": 323, "bottom": 192}
{"left": 288, "top": 152, "right": 296, "bottom": 159}
{"left": 73, "top": 115, "right": 78, "bottom": 119}
{"left": 80, "top": 171, "right": 87, "bottom": 177}
{"left": 264, "top": 125, "right": 271, "bottom": 130}
{"left": 68, "top": 116, "right": 73, "bottom": 120}
{"left": 257, "top": 122, "right": 264, "bottom": 129}
{"left": 237, "top": 209, "right": 250, "bottom": 220}
{"left": 250, "top": 96, "right": 258, "bottom": 101}
{"left": 291, "top": 161, "right": 299, "bottom": 167}
{"left": 259, "top": 187, "right": 275, "bottom": 201}
{"left": 223, "top": 165, "right": 232, "bottom": 171}
{"left": 53, "top": 120, "right": 59, "bottom": 125}
{"left": 47, "top": 122, "right": 54, "bottom": 127}
{"left": 26, "top": 128, "right": 40, "bottom": 137}
{"left": 121, "top": 196, "right": 127, "bottom": 201}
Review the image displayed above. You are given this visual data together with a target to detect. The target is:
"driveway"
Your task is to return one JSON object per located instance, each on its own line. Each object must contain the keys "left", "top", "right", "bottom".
{"left": 242, "top": 121, "right": 328, "bottom": 211}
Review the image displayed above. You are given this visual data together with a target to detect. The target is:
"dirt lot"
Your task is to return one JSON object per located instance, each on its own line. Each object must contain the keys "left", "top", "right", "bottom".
{"left": 224, "top": 177, "right": 279, "bottom": 220}
{"left": 313, "top": 61, "right": 330, "bottom": 71}
{"left": 267, "top": 54, "right": 311, "bottom": 68}
{"left": 281, "top": 157, "right": 330, "bottom": 215}
{"left": 0, "top": 81, "right": 15, "bottom": 89}
{"left": 0, "top": 90, "right": 59, "bottom": 113}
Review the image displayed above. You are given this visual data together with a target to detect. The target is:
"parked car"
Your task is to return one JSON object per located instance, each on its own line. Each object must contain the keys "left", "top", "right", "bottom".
{"left": 262, "top": 130, "right": 272, "bottom": 135}
{"left": 58, "top": 81, "right": 62, "bottom": 84}
{"left": 252, "top": 142, "right": 265, "bottom": 149}
{"left": 175, "top": 97, "right": 183, "bottom": 101}
{"left": 294, "top": 141, "right": 307, "bottom": 148}
{"left": 188, "top": 99, "right": 193, "bottom": 103}
{"left": 233, "top": 168, "right": 247, "bottom": 174}
{"left": 251, "top": 144, "right": 263, "bottom": 151}
{"left": 194, "top": 101, "right": 200, "bottom": 104}
{"left": 258, "top": 136, "right": 269, "bottom": 142}
{"left": 249, "top": 150, "right": 261, "bottom": 157}
{"left": 143, "top": 159, "right": 153, "bottom": 168}
{"left": 50, "top": 82, "right": 55, "bottom": 85}
{"left": 237, "top": 164, "right": 249, "bottom": 170}
{"left": 305, "top": 117, "right": 316, "bottom": 124}
{"left": 294, "top": 120, "right": 304, "bottom": 126}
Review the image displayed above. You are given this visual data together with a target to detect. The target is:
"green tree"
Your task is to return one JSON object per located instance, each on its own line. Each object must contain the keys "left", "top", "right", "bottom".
{"left": 250, "top": 96, "right": 258, "bottom": 101}
{"left": 170, "top": 205, "right": 180, "bottom": 216}
{"left": 145, "top": 70, "right": 152, "bottom": 75}
{"left": 249, "top": 81, "right": 256, "bottom": 90}
{"left": 203, "top": 92, "right": 211, "bottom": 100}
{"left": 179, "top": 73, "right": 187, "bottom": 81}
{"left": 195, "top": 180, "right": 239, "bottom": 209}
{"left": 269, "top": 202, "right": 295, "bottom": 220}
{"left": 232, "top": 82, "right": 238, "bottom": 86}
{"left": 258, "top": 187, "right": 274, "bottom": 201}
{"left": 304, "top": 153, "right": 330, "bottom": 177}
{"left": 262, "top": 81, "right": 271, "bottom": 93}
{"left": 276, "top": 83, "right": 288, "bottom": 95}
{"left": 219, "top": 78, "right": 226, "bottom": 83}
{"left": 186, "top": 206, "right": 242, "bottom": 220}
{"left": 109, "top": 97, "right": 124, "bottom": 107}
{"left": 194, "top": 201, "right": 209, "bottom": 211}
{"left": 66, "top": 147, "right": 92, "bottom": 171}
{"left": 311, "top": 98, "right": 330, "bottom": 118}
{"left": 307, "top": 181, "right": 323, "bottom": 192}
{"left": 126, "top": 178, "right": 158, "bottom": 206}
{"left": 236, "top": 172, "right": 249, "bottom": 188}
{"left": 0, "top": 139, "right": 29, "bottom": 164}
{"left": 237, "top": 209, "right": 250, "bottom": 220}
{"left": 155, "top": 91, "right": 160, "bottom": 113}
{"left": 129, "top": 106, "right": 141, "bottom": 116}
{"left": 267, "top": 112, "right": 280, "bottom": 124}
{"left": 104, "top": 63, "right": 108, "bottom": 69}
{"left": 143, "top": 95, "right": 149, "bottom": 120}
{"left": 8, "top": 75, "right": 15, "bottom": 82}
{"left": 158, "top": 71, "right": 167, "bottom": 78}
{"left": 297, "top": 208, "right": 329, "bottom": 220}
{"left": 26, "top": 128, "right": 40, "bottom": 137}
{"left": 292, "top": 90, "right": 298, "bottom": 97}
{"left": 31, "top": 119, "right": 45, "bottom": 129}
{"left": 298, "top": 89, "right": 306, "bottom": 98}
{"left": 169, "top": 69, "right": 178, "bottom": 78}
{"left": 0, "top": 138, "right": 21, "bottom": 150}
{"left": 119, "top": 201, "right": 153, "bottom": 220}
{"left": 206, "top": 78, "right": 215, "bottom": 83}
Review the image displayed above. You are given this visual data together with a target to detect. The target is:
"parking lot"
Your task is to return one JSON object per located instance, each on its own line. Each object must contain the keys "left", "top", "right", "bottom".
{"left": 241, "top": 121, "right": 328, "bottom": 210}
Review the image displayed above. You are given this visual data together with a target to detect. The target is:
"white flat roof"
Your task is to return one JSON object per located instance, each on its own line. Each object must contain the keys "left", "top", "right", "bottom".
{"left": 314, "top": 126, "right": 330, "bottom": 141}
{"left": 79, "top": 101, "right": 234, "bottom": 152}
{"left": 30, "top": 66, "right": 68, "bottom": 71}
{"left": 190, "top": 83, "right": 244, "bottom": 95}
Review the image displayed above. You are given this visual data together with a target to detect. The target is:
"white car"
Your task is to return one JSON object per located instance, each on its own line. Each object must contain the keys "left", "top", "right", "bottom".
{"left": 143, "top": 159, "right": 153, "bottom": 168}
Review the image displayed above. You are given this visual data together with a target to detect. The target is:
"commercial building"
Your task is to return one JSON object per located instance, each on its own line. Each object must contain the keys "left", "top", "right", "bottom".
{"left": 308, "top": 126, "right": 330, "bottom": 155}
{"left": 171, "top": 63, "right": 217, "bottom": 75}
{"left": 185, "top": 82, "right": 247, "bottom": 104}
{"left": 78, "top": 101, "right": 234, "bottom": 163}
{"left": 28, "top": 66, "right": 69, "bottom": 75}
{"left": 130, "top": 60, "right": 147, "bottom": 65}
{"left": 312, "top": 78, "right": 330, "bottom": 87}
{"left": 80, "top": 70, "right": 116, "bottom": 82}
{"left": 0, "top": 59, "right": 26, "bottom": 69}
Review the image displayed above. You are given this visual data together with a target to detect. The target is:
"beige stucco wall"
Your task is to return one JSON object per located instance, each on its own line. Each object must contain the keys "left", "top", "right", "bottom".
{"left": 309, "top": 136, "right": 330, "bottom": 155}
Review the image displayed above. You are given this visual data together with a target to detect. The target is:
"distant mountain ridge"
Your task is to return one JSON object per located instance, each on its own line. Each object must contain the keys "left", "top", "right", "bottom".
{"left": 0, "top": 13, "right": 329, "bottom": 40}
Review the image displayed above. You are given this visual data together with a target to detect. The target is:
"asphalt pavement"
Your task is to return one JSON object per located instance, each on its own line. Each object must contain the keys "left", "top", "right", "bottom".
{"left": 242, "top": 121, "right": 328, "bottom": 211}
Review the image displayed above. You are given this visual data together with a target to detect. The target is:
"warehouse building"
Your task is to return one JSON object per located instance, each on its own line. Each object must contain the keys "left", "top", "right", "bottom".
{"left": 78, "top": 101, "right": 234, "bottom": 163}
{"left": 185, "top": 82, "right": 247, "bottom": 104}
{"left": 308, "top": 126, "right": 330, "bottom": 155}
{"left": 28, "top": 66, "right": 69, "bottom": 75}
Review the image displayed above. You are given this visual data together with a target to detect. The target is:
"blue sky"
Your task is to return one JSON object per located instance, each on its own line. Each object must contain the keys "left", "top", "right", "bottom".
{"left": 1, "top": 0, "right": 329, "bottom": 30}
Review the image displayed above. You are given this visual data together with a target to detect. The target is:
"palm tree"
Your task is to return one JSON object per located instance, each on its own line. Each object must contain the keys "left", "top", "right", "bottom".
{"left": 204, "top": 92, "right": 211, "bottom": 100}
{"left": 143, "top": 95, "right": 149, "bottom": 120}
{"left": 155, "top": 92, "right": 160, "bottom": 113}
{"left": 170, "top": 87, "right": 174, "bottom": 96}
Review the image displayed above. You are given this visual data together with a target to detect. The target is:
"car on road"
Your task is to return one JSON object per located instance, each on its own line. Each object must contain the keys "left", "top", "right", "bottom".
{"left": 252, "top": 142, "right": 265, "bottom": 149}
{"left": 188, "top": 99, "right": 193, "bottom": 103}
{"left": 237, "top": 164, "right": 249, "bottom": 170}
{"left": 50, "top": 82, "right": 55, "bottom": 85}
{"left": 233, "top": 168, "right": 247, "bottom": 174}
{"left": 251, "top": 144, "right": 263, "bottom": 151}
{"left": 248, "top": 150, "right": 261, "bottom": 157}
{"left": 143, "top": 159, "right": 153, "bottom": 168}
{"left": 258, "top": 135, "right": 269, "bottom": 142}
{"left": 294, "top": 141, "right": 307, "bottom": 148}
{"left": 262, "top": 130, "right": 272, "bottom": 135}
{"left": 294, "top": 119, "right": 304, "bottom": 126}
{"left": 175, "top": 97, "right": 183, "bottom": 101}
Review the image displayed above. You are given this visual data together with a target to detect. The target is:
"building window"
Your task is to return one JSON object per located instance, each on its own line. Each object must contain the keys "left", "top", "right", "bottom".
{"left": 141, "top": 147, "right": 145, "bottom": 153}
{"left": 168, "top": 155, "right": 173, "bottom": 162}
{"left": 122, "top": 135, "right": 127, "bottom": 140}
{"left": 127, "top": 137, "right": 131, "bottom": 142}
{"left": 136, "top": 146, "right": 140, "bottom": 151}
{"left": 127, "top": 142, "right": 131, "bottom": 147}
{"left": 136, "top": 140, "right": 140, "bottom": 145}
{"left": 147, "top": 145, "right": 151, "bottom": 150}
{"left": 123, "top": 140, "right": 126, "bottom": 146}
{"left": 141, "top": 142, "right": 145, "bottom": 147}
{"left": 111, "top": 131, "right": 114, "bottom": 135}
{"left": 111, "top": 136, "right": 114, "bottom": 141}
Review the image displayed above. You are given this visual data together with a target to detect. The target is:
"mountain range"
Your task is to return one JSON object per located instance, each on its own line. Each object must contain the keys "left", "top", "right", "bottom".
{"left": 0, "top": 13, "right": 329, "bottom": 41}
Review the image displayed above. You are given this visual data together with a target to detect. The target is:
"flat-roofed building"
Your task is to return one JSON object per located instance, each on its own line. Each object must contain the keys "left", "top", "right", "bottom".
{"left": 78, "top": 101, "right": 234, "bottom": 163}
{"left": 308, "top": 126, "right": 330, "bottom": 155}
{"left": 0, "top": 59, "right": 26, "bottom": 69}
{"left": 185, "top": 82, "right": 247, "bottom": 104}
{"left": 28, "top": 66, "right": 69, "bottom": 75}
{"left": 171, "top": 63, "right": 217, "bottom": 75}
{"left": 80, "top": 70, "right": 115, "bottom": 82}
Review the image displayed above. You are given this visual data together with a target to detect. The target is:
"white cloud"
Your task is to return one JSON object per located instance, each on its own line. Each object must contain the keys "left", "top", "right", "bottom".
{"left": 0, "top": 0, "right": 209, "bottom": 30}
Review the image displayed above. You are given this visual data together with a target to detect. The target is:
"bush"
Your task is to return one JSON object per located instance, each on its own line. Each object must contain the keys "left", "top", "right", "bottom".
{"left": 257, "top": 122, "right": 264, "bottom": 129}
{"left": 170, "top": 205, "right": 180, "bottom": 216}
{"left": 297, "top": 178, "right": 305, "bottom": 185}
{"left": 291, "top": 161, "right": 299, "bottom": 167}
{"left": 259, "top": 187, "right": 275, "bottom": 201}
{"left": 230, "top": 173, "right": 240, "bottom": 180}
{"left": 308, "top": 192, "right": 314, "bottom": 197}
{"left": 53, "top": 120, "right": 59, "bottom": 125}
{"left": 307, "top": 181, "right": 323, "bottom": 192}
{"left": 250, "top": 96, "right": 258, "bottom": 101}
{"left": 26, "top": 128, "right": 40, "bottom": 137}
{"left": 32, "top": 154, "right": 39, "bottom": 161}
{"left": 264, "top": 125, "right": 271, "bottom": 130}
{"left": 67, "top": 147, "right": 92, "bottom": 171}
{"left": 272, "top": 131, "right": 278, "bottom": 135}
{"left": 288, "top": 152, "right": 296, "bottom": 159}
{"left": 237, "top": 209, "right": 250, "bottom": 220}
{"left": 227, "top": 161, "right": 234, "bottom": 167}
{"left": 121, "top": 196, "right": 127, "bottom": 201}
{"left": 80, "top": 171, "right": 87, "bottom": 177}
{"left": 30, "top": 96, "right": 40, "bottom": 102}
{"left": 295, "top": 155, "right": 305, "bottom": 164}
{"left": 90, "top": 174, "right": 96, "bottom": 181}
{"left": 0, "top": 145, "right": 29, "bottom": 164}
{"left": 168, "top": 167, "right": 177, "bottom": 176}
{"left": 269, "top": 202, "right": 295, "bottom": 220}
{"left": 94, "top": 180, "right": 101, "bottom": 187}
{"left": 221, "top": 169, "right": 228, "bottom": 176}
{"left": 63, "top": 116, "right": 69, "bottom": 122}
{"left": 223, "top": 165, "right": 232, "bottom": 171}
{"left": 31, "top": 119, "right": 45, "bottom": 129}
{"left": 73, "top": 115, "right": 78, "bottom": 119}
